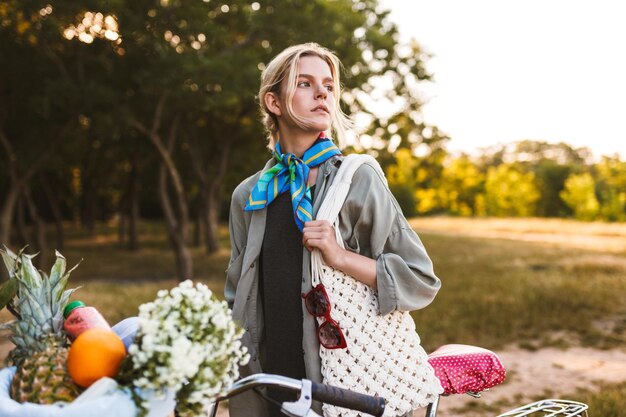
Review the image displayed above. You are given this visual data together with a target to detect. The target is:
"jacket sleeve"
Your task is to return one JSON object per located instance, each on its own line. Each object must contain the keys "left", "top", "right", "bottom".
{"left": 338, "top": 162, "right": 441, "bottom": 315}
{"left": 225, "top": 182, "right": 250, "bottom": 310}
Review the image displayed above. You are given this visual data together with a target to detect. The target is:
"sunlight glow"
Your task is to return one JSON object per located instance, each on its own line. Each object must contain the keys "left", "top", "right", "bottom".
{"left": 63, "top": 11, "right": 121, "bottom": 45}
{"left": 39, "top": 5, "right": 53, "bottom": 17}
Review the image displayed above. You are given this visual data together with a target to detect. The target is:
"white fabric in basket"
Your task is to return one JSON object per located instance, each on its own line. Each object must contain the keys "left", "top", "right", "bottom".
{"left": 312, "top": 154, "right": 443, "bottom": 417}
{"left": 0, "top": 367, "right": 175, "bottom": 417}
{"left": 0, "top": 367, "right": 135, "bottom": 417}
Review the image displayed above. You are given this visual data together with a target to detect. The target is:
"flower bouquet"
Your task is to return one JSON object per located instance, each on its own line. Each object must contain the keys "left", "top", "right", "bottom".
{"left": 0, "top": 247, "right": 249, "bottom": 417}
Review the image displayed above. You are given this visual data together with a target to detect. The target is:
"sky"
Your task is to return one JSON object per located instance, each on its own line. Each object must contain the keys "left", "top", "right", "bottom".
{"left": 379, "top": 0, "right": 626, "bottom": 158}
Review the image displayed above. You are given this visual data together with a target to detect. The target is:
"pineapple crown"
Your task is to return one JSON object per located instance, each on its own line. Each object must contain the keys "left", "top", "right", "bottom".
{"left": 1, "top": 247, "right": 79, "bottom": 366}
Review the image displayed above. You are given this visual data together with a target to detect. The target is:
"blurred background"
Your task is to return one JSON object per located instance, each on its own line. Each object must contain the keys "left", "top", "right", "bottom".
{"left": 1, "top": 0, "right": 625, "bottom": 415}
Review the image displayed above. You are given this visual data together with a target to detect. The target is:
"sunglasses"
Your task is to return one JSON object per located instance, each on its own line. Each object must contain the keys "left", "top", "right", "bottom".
{"left": 301, "top": 284, "right": 347, "bottom": 349}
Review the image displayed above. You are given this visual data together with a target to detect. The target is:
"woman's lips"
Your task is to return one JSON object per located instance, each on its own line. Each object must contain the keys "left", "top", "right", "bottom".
{"left": 312, "top": 105, "right": 329, "bottom": 113}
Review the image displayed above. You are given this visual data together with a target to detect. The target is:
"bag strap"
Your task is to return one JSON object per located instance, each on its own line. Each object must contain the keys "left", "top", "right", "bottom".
{"left": 315, "top": 154, "right": 380, "bottom": 224}
{"left": 311, "top": 154, "right": 382, "bottom": 285}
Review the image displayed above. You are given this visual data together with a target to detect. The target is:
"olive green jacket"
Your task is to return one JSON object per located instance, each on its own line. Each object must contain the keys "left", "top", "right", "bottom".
{"left": 225, "top": 154, "right": 441, "bottom": 416}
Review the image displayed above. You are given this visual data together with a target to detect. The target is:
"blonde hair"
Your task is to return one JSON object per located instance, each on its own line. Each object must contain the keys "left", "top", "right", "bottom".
{"left": 258, "top": 43, "right": 352, "bottom": 151}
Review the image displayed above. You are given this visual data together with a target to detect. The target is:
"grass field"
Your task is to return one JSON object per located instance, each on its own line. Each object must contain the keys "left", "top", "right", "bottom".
{"left": 407, "top": 217, "right": 626, "bottom": 352}
{"left": 4, "top": 217, "right": 624, "bottom": 349}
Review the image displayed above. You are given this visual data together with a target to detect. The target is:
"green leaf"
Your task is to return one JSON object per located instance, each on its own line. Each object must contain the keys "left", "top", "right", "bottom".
{"left": 49, "top": 250, "right": 67, "bottom": 286}
{"left": 24, "top": 253, "right": 43, "bottom": 286}
{"left": 0, "top": 277, "right": 19, "bottom": 311}
{"left": 24, "top": 292, "right": 48, "bottom": 327}
{"left": 1, "top": 246, "right": 18, "bottom": 278}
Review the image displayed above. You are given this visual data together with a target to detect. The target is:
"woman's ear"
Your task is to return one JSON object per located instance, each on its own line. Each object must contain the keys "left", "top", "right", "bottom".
{"left": 264, "top": 92, "right": 282, "bottom": 117}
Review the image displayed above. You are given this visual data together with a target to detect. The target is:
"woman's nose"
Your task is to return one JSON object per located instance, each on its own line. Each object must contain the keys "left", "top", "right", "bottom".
{"left": 315, "top": 84, "right": 327, "bottom": 99}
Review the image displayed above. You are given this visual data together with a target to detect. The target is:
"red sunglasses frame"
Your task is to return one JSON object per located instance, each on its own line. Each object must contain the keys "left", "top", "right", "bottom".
{"left": 301, "top": 283, "right": 347, "bottom": 349}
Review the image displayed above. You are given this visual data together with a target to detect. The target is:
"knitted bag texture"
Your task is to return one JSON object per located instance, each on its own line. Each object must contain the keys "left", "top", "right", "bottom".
{"left": 312, "top": 154, "right": 443, "bottom": 417}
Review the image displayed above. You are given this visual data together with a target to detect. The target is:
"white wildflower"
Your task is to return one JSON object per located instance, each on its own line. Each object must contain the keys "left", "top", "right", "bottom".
{"left": 123, "top": 280, "right": 248, "bottom": 417}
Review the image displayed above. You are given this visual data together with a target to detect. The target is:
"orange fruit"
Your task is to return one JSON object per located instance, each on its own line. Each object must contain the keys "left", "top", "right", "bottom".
{"left": 67, "top": 328, "right": 126, "bottom": 388}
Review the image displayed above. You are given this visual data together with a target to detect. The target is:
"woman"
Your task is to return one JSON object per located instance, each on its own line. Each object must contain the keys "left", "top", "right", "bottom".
{"left": 225, "top": 43, "right": 441, "bottom": 417}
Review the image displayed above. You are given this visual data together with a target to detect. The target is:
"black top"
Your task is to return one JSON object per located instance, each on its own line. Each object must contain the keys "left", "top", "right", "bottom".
{"left": 259, "top": 187, "right": 314, "bottom": 415}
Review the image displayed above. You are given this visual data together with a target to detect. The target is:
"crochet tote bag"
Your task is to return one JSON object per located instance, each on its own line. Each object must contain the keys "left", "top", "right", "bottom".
{"left": 311, "top": 154, "right": 443, "bottom": 417}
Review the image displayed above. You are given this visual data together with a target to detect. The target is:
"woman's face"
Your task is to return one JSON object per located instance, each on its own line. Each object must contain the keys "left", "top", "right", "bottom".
{"left": 283, "top": 55, "right": 336, "bottom": 133}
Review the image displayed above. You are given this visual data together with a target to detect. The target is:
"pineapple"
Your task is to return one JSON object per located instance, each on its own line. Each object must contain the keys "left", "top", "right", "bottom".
{"left": 0, "top": 247, "right": 81, "bottom": 404}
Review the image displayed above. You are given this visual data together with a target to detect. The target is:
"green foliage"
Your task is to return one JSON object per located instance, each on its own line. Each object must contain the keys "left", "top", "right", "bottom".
{"left": 382, "top": 139, "right": 626, "bottom": 222}
{"left": 560, "top": 173, "right": 600, "bottom": 221}
{"left": 533, "top": 161, "right": 573, "bottom": 217}
{"left": 438, "top": 155, "right": 484, "bottom": 216}
{"left": 484, "top": 164, "right": 540, "bottom": 217}
{"left": 387, "top": 149, "right": 418, "bottom": 216}
{"left": 2, "top": 0, "right": 450, "bottom": 263}
{"left": 414, "top": 188, "right": 441, "bottom": 215}
{"left": 595, "top": 156, "right": 626, "bottom": 222}
{"left": 599, "top": 188, "right": 626, "bottom": 222}
{"left": 0, "top": 277, "right": 18, "bottom": 311}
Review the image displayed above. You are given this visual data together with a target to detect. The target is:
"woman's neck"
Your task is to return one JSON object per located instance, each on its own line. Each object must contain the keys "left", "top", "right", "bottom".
{"left": 277, "top": 128, "right": 320, "bottom": 157}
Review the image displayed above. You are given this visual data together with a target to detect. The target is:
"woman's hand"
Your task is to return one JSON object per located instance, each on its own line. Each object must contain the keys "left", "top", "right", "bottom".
{"left": 302, "top": 220, "right": 344, "bottom": 269}
{"left": 303, "top": 220, "right": 377, "bottom": 288}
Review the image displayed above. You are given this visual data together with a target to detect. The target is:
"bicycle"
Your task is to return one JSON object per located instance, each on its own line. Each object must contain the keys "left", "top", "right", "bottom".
{"left": 208, "top": 344, "right": 589, "bottom": 417}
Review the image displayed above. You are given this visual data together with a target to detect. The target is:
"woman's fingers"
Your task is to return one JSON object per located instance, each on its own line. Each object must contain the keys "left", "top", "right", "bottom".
{"left": 302, "top": 221, "right": 334, "bottom": 249}
{"left": 302, "top": 220, "right": 332, "bottom": 232}
{"left": 302, "top": 220, "right": 342, "bottom": 268}
{"left": 302, "top": 233, "right": 330, "bottom": 250}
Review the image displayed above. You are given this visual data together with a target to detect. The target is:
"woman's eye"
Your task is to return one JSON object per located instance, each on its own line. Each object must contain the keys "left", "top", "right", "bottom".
{"left": 297, "top": 81, "right": 310, "bottom": 87}
{"left": 325, "top": 84, "right": 334, "bottom": 92}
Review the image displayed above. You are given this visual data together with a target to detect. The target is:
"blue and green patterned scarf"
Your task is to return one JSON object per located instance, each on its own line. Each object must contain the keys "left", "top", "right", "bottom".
{"left": 245, "top": 135, "right": 341, "bottom": 231}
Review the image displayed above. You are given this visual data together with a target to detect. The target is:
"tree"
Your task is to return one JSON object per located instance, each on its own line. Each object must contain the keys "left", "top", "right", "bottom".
{"left": 594, "top": 156, "right": 626, "bottom": 221}
{"left": 111, "top": 0, "right": 442, "bottom": 277}
{"left": 476, "top": 140, "right": 591, "bottom": 218}
{"left": 0, "top": 3, "right": 78, "bottom": 250}
{"left": 560, "top": 173, "right": 600, "bottom": 221}
{"left": 438, "top": 155, "right": 484, "bottom": 216}
{"left": 386, "top": 149, "right": 419, "bottom": 216}
{"left": 484, "top": 164, "right": 540, "bottom": 217}
{"left": 532, "top": 160, "right": 573, "bottom": 217}
{"left": 2, "top": 0, "right": 445, "bottom": 279}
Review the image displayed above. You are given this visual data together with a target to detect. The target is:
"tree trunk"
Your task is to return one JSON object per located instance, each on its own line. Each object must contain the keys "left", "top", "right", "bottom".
{"left": 117, "top": 194, "right": 127, "bottom": 245}
{"left": 203, "top": 141, "right": 233, "bottom": 254}
{"left": 130, "top": 98, "right": 192, "bottom": 281}
{"left": 40, "top": 175, "right": 64, "bottom": 250}
{"left": 127, "top": 154, "right": 140, "bottom": 251}
{"left": 158, "top": 162, "right": 193, "bottom": 280}
{"left": 15, "top": 195, "right": 28, "bottom": 247}
{"left": 0, "top": 122, "right": 71, "bottom": 248}
{"left": 80, "top": 137, "right": 106, "bottom": 235}
{"left": 185, "top": 128, "right": 235, "bottom": 255}
{"left": 0, "top": 184, "right": 20, "bottom": 247}
{"left": 0, "top": 184, "right": 20, "bottom": 282}
{"left": 203, "top": 190, "right": 220, "bottom": 254}
{"left": 81, "top": 186, "right": 96, "bottom": 235}
{"left": 193, "top": 203, "right": 203, "bottom": 247}
{"left": 23, "top": 186, "right": 47, "bottom": 269}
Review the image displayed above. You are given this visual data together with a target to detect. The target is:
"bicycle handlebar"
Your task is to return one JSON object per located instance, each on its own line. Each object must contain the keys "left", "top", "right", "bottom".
{"left": 311, "top": 381, "right": 385, "bottom": 416}
{"left": 215, "top": 374, "right": 385, "bottom": 417}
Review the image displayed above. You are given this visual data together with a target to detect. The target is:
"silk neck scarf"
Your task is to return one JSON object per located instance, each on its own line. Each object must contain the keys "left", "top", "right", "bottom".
{"left": 245, "top": 135, "right": 341, "bottom": 231}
